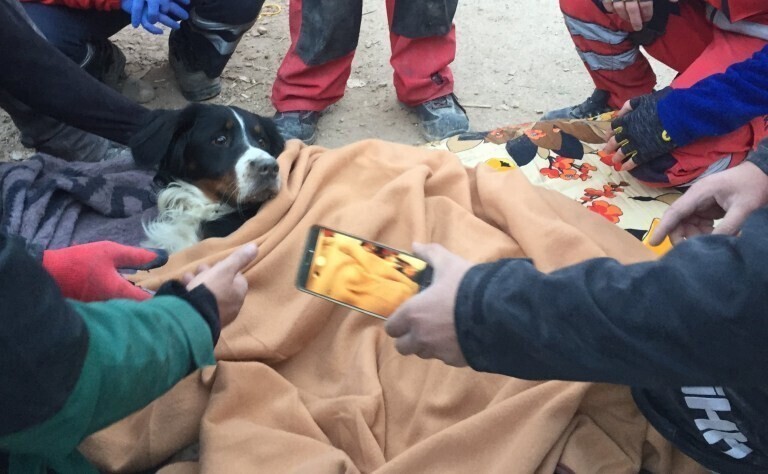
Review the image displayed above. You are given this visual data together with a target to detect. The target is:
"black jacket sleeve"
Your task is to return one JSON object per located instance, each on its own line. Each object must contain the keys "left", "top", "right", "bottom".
{"left": 0, "top": 233, "right": 89, "bottom": 436}
{"left": 0, "top": 0, "right": 148, "bottom": 145}
{"left": 455, "top": 207, "right": 768, "bottom": 387}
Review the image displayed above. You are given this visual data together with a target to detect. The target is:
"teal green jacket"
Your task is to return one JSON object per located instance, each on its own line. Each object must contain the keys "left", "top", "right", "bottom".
{"left": 0, "top": 234, "right": 216, "bottom": 473}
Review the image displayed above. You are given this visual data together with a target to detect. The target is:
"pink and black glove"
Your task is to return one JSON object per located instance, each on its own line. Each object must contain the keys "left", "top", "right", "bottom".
{"left": 42, "top": 241, "right": 168, "bottom": 302}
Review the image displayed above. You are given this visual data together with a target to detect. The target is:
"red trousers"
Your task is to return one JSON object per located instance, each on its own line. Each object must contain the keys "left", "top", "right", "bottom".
{"left": 561, "top": 0, "right": 768, "bottom": 186}
{"left": 271, "top": 0, "right": 457, "bottom": 112}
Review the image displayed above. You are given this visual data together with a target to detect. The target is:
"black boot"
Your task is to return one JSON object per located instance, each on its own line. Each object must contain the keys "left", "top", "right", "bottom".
{"left": 168, "top": 8, "right": 257, "bottom": 102}
{"left": 80, "top": 40, "right": 155, "bottom": 104}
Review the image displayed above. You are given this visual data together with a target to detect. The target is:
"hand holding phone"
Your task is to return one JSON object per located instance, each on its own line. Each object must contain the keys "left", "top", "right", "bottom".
{"left": 296, "top": 226, "right": 433, "bottom": 320}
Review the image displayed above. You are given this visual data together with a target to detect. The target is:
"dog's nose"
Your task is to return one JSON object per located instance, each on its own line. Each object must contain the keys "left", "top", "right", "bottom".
{"left": 249, "top": 160, "right": 279, "bottom": 175}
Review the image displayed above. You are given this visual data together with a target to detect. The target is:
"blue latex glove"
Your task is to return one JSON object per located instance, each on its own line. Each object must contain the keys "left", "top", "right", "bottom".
{"left": 121, "top": 0, "right": 190, "bottom": 34}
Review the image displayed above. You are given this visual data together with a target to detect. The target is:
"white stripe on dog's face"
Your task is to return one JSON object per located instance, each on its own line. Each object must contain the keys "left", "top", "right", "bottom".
{"left": 231, "top": 108, "right": 280, "bottom": 202}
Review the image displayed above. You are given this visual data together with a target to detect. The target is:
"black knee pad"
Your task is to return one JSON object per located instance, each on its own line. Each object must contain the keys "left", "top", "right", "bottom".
{"left": 191, "top": 0, "right": 264, "bottom": 25}
{"left": 391, "top": 0, "right": 458, "bottom": 38}
{"left": 296, "top": 0, "right": 363, "bottom": 66}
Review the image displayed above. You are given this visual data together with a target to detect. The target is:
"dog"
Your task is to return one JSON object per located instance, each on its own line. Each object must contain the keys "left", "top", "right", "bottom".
{"left": 130, "top": 103, "right": 285, "bottom": 253}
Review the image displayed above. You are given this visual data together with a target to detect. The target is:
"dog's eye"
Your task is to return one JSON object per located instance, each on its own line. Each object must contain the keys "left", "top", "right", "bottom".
{"left": 212, "top": 135, "right": 229, "bottom": 146}
{"left": 257, "top": 138, "right": 267, "bottom": 147}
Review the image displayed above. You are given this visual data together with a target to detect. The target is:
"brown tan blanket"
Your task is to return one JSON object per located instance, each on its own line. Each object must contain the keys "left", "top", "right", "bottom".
{"left": 81, "top": 139, "right": 705, "bottom": 473}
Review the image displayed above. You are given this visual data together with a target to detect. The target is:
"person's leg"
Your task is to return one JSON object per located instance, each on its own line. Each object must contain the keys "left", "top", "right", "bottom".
{"left": 21, "top": 3, "right": 128, "bottom": 64}
{"left": 631, "top": 30, "right": 768, "bottom": 187}
{"left": 22, "top": 3, "right": 129, "bottom": 85}
{"left": 0, "top": 3, "right": 129, "bottom": 162}
{"left": 271, "top": 0, "right": 364, "bottom": 143}
{"left": 169, "top": 0, "right": 264, "bottom": 101}
{"left": 272, "top": 0, "right": 362, "bottom": 112}
{"left": 386, "top": 0, "right": 467, "bottom": 141}
{"left": 386, "top": 0, "right": 456, "bottom": 106}
{"left": 544, "top": 0, "right": 713, "bottom": 119}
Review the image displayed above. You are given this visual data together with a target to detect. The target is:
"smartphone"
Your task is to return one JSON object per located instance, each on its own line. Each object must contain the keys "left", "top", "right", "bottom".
{"left": 296, "top": 226, "right": 433, "bottom": 320}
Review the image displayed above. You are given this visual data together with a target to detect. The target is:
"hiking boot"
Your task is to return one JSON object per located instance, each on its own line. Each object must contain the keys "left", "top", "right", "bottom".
{"left": 81, "top": 40, "right": 155, "bottom": 104}
{"left": 80, "top": 40, "right": 126, "bottom": 90}
{"left": 541, "top": 89, "right": 612, "bottom": 121}
{"left": 273, "top": 111, "right": 321, "bottom": 145}
{"left": 168, "top": 29, "right": 222, "bottom": 102}
{"left": 410, "top": 93, "right": 470, "bottom": 142}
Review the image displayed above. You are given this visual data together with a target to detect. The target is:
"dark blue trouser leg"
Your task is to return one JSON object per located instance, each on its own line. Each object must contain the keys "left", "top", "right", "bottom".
{"left": 21, "top": 3, "right": 128, "bottom": 64}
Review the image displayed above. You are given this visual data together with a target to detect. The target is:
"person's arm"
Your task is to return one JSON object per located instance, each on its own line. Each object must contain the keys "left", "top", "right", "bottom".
{"left": 0, "top": 233, "right": 217, "bottom": 464}
{"left": 455, "top": 208, "right": 768, "bottom": 387}
{"left": 657, "top": 44, "right": 768, "bottom": 147}
{"left": 0, "top": 0, "right": 148, "bottom": 144}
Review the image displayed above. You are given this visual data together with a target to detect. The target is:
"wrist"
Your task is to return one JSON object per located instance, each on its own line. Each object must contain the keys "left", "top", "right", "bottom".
{"left": 156, "top": 281, "right": 221, "bottom": 345}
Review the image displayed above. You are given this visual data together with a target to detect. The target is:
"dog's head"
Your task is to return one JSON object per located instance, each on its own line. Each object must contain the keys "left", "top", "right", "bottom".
{"left": 130, "top": 104, "right": 285, "bottom": 207}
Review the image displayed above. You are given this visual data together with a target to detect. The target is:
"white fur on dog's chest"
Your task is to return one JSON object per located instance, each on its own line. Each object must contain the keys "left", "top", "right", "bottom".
{"left": 142, "top": 182, "right": 234, "bottom": 253}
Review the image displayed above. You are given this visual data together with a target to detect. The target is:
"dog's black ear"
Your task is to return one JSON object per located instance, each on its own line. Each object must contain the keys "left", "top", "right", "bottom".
{"left": 259, "top": 115, "right": 286, "bottom": 157}
{"left": 129, "top": 109, "right": 184, "bottom": 169}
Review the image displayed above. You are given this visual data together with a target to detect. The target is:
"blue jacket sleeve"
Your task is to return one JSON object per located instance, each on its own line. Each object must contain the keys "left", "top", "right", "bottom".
{"left": 657, "top": 44, "right": 768, "bottom": 147}
{"left": 455, "top": 208, "right": 768, "bottom": 387}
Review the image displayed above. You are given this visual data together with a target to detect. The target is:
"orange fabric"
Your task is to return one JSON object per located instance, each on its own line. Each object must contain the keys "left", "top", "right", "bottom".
{"left": 81, "top": 140, "right": 706, "bottom": 473}
{"left": 20, "top": 0, "right": 121, "bottom": 12}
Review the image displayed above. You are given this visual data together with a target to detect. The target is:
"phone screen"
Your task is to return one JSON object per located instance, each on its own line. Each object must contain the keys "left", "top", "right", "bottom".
{"left": 296, "top": 226, "right": 433, "bottom": 320}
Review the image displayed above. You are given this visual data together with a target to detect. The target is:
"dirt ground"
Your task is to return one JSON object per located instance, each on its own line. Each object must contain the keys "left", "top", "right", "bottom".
{"left": 0, "top": 0, "right": 676, "bottom": 161}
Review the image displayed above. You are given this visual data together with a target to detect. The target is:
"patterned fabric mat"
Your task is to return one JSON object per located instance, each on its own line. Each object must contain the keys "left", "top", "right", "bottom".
{"left": 426, "top": 115, "right": 680, "bottom": 255}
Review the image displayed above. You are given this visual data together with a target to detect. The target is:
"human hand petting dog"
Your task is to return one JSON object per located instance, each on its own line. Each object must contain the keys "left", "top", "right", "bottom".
{"left": 183, "top": 243, "right": 258, "bottom": 327}
{"left": 121, "top": 0, "right": 189, "bottom": 35}
{"left": 385, "top": 243, "right": 471, "bottom": 368}
{"left": 651, "top": 161, "right": 768, "bottom": 245}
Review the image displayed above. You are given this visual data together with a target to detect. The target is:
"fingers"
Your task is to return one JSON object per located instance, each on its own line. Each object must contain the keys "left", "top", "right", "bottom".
{"left": 617, "top": 100, "right": 634, "bottom": 118}
{"left": 611, "top": 148, "right": 626, "bottom": 167}
{"left": 623, "top": 1, "right": 645, "bottom": 31}
{"left": 112, "top": 279, "right": 153, "bottom": 301}
{"left": 651, "top": 196, "right": 698, "bottom": 246}
{"left": 146, "top": 0, "right": 160, "bottom": 24}
{"left": 131, "top": 0, "right": 144, "bottom": 27}
{"left": 612, "top": 0, "right": 629, "bottom": 23}
{"left": 713, "top": 204, "right": 752, "bottom": 236}
{"left": 386, "top": 299, "right": 427, "bottom": 358}
{"left": 620, "top": 157, "right": 637, "bottom": 172}
{"left": 604, "top": 136, "right": 619, "bottom": 154}
{"left": 385, "top": 304, "right": 412, "bottom": 338}
{"left": 181, "top": 272, "right": 195, "bottom": 286}
{"left": 233, "top": 272, "right": 249, "bottom": 296}
{"left": 166, "top": 2, "right": 189, "bottom": 21}
{"left": 217, "top": 243, "right": 259, "bottom": 275}
{"left": 156, "top": 12, "right": 182, "bottom": 30}
{"left": 140, "top": 12, "right": 164, "bottom": 34}
{"left": 651, "top": 185, "right": 718, "bottom": 245}
{"left": 393, "top": 333, "right": 419, "bottom": 357}
{"left": 412, "top": 242, "right": 451, "bottom": 272}
{"left": 639, "top": 0, "right": 653, "bottom": 23}
{"left": 107, "top": 243, "right": 168, "bottom": 270}
{"left": 608, "top": 0, "right": 651, "bottom": 31}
